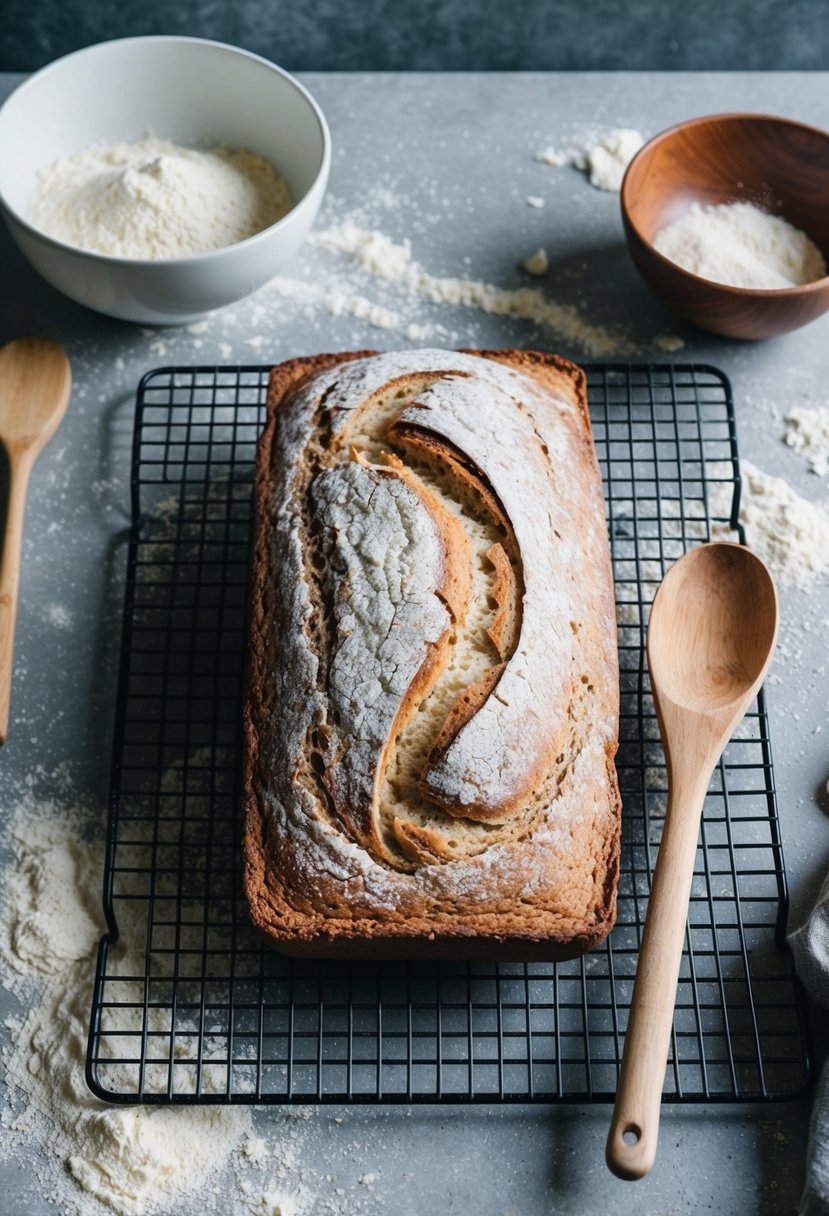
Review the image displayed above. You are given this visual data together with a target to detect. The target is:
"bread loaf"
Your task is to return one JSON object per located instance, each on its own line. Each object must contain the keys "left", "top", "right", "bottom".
{"left": 243, "top": 348, "right": 620, "bottom": 960}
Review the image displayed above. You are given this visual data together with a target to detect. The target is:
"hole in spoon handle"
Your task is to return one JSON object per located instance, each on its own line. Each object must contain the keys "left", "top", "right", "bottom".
{"left": 607, "top": 1109, "right": 657, "bottom": 1180}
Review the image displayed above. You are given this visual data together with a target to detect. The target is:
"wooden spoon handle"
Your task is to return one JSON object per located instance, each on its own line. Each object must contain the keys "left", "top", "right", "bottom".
{"left": 0, "top": 451, "right": 34, "bottom": 744}
{"left": 606, "top": 764, "right": 713, "bottom": 1179}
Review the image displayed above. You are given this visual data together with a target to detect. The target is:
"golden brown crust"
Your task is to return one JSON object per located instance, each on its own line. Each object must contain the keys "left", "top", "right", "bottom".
{"left": 243, "top": 348, "right": 620, "bottom": 961}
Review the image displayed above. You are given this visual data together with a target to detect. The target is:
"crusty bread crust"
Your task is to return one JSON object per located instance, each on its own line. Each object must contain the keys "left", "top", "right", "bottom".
{"left": 243, "top": 348, "right": 620, "bottom": 960}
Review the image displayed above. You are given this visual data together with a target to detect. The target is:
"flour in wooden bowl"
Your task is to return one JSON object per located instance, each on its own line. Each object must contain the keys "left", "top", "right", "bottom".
{"left": 654, "top": 201, "right": 826, "bottom": 290}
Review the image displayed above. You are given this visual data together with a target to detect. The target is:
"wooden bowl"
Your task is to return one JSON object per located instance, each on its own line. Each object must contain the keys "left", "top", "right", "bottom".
{"left": 621, "top": 113, "right": 829, "bottom": 340}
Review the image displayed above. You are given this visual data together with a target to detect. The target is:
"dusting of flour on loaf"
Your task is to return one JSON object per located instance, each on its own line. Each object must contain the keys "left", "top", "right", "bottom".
{"left": 709, "top": 460, "right": 829, "bottom": 588}
{"left": 654, "top": 202, "right": 826, "bottom": 290}
{"left": 29, "top": 136, "right": 293, "bottom": 259}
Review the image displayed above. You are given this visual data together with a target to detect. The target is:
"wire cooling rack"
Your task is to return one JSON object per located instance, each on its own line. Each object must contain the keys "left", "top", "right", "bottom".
{"left": 87, "top": 362, "right": 810, "bottom": 1106}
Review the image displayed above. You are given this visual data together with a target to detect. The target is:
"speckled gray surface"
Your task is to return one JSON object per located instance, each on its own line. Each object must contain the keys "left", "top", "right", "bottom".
{"left": 0, "top": 70, "right": 827, "bottom": 1216}
{"left": 3, "top": 1, "right": 829, "bottom": 72}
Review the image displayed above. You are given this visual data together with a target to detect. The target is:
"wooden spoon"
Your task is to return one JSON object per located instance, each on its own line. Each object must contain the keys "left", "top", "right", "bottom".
{"left": 0, "top": 338, "right": 72, "bottom": 744}
{"left": 606, "top": 541, "right": 778, "bottom": 1181}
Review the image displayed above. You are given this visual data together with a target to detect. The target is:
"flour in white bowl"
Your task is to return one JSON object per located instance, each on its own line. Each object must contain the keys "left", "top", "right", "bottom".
{"left": 28, "top": 136, "right": 293, "bottom": 259}
{"left": 653, "top": 201, "right": 826, "bottom": 290}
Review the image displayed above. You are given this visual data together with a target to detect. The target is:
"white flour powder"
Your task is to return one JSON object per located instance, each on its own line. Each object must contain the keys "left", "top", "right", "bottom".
{"left": 654, "top": 202, "right": 826, "bottom": 290}
{"left": 785, "top": 406, "right": 829, "bottom": 477}
{"left": 537, "top": 128, "right": 644, "bottom": 191}
{"left": 0, "top": 793, "right": 252, "bottom": 1215}
{"left": 312, "top": 223, "right": 633, "bottom": 354}
{"left": 29, "top": 136, "right": 293, "bottom": 259}
{"left": 573, "top": 128, "right": 645, "bottom": 192}
{"left": 1, "top": 801, "right": 99, "bottom": 978}
{"left": 709, "top": 460, "right": 829, "bottom": 588}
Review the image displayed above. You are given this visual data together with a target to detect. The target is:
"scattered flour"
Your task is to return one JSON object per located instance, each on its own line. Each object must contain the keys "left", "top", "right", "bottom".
{"left": 312, "top": 222, "right": 631, "bottom": 355}
{"left": 45, "top": 602, "right": 74, "bottom": 629}
{"left": 785, "top": 406, "right": 829, "bottom": 476}
{"left": 1, "top": 801, "right": 100, "bottom": 979}
{"left": 0, "top": 793, "right": 251, "bottom": 1215}
{"left": 312, "top": 222, "right": 683, "bottom": 355}
{"left": 654, "top": 202, "right": 826, "bottom": 290}
{"left": 334, "top": 294, "right": 399, "bottom": 329}
{"left": 0, "top": 780, "right": 324, "bottom": 1216}
{"left": 535, "top": 147, "right": 568, "bottom": 168}
{"left": 269, "top": 277, "right": 401, "bottom": 331}
{"left": 29, "top": 136, "right": 293, "bottom": 259}
{"left": 573, "top": 128, "right": 645, "bottom": 192}
{"left": 709, "top": 459, "right": 829, "bottom": 588}
{"left": 521, "top": 247, "right": 549, "bottom": 276}
{"left": 250, "top": 1192, "right": 296, "bottom": 1216}
{"left": 536, "top": 128, "right": 645, "bottom": 191}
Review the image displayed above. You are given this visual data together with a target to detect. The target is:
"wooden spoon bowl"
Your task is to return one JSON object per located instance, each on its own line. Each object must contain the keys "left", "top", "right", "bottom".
{"left": 621, "top": 113, "right": 829, "bottom": 339}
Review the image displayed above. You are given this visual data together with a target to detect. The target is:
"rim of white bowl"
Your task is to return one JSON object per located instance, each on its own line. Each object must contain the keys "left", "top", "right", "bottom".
{"left": 0, "top": 35, "right": 331, "bottom": 267}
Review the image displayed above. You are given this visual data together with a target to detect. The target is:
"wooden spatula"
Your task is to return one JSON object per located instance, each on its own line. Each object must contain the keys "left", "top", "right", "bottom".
{"left": 0, "top": 338, "right": 72, "bottom": 743}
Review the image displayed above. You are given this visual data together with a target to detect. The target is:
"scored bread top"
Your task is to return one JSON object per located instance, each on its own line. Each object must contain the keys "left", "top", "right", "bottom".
{"left": 244, "top": 348, "right": 620, "bottom": 955}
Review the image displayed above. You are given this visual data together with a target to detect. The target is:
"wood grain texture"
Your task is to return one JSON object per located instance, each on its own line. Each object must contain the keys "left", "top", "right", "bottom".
{"left": 621, "top": 113, "right": 829, "bottom": 339}
{"left": 606, "top": 543, "right": 778, "bottom": 1180}
{"left": 0, "top": 338, "right": 71, "bottom": 743}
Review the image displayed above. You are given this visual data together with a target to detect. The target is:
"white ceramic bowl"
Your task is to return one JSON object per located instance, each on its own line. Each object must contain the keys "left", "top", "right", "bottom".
{"left": 0, "top": 37, "right": 330, "bottom": 324}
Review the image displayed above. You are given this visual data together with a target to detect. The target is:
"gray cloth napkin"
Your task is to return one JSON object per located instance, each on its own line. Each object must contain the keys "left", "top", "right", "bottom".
{"left": 789, "top": 869, "right": 829, "bottom": 1215}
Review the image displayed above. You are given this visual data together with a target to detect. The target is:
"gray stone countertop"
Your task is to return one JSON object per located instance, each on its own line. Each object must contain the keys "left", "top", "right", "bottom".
{"left": 0, "top": 70, "right": 827, "bottom": 1216}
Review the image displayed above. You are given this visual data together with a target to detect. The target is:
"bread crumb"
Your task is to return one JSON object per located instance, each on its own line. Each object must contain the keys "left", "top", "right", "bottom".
{"left": 652, "top": 332, "right": 685, "bottom": 352}
{"left": 521, "top": 247, "right": 549, "bottom": 276}
{"left": 526, "top": 195, "right": 545, "bottom": 208}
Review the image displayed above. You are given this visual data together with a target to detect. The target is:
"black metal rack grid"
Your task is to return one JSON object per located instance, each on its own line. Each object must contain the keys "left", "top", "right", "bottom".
{"left": 87, "top": 362, "right": 810, "bottom": 1106}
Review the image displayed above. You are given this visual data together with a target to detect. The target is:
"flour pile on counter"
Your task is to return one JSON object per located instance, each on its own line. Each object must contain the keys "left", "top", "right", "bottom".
{"left": 709, "top": 460, "right": 829, "bottom": 589}
{"left": 1, "top": 798, "right": 99, "bottom": 977}
{"left": 28, "top": 136, "right": 293, "bottom": 259}
{"left": 785, "top": 406, "right": 829, "bottom": 477}
{"left": 0, "top": 778, "right": 324, "bottom": 1216}
{"left": 536, "top": 128, "right": 644, "bottom": 191}
{"left": 654, "top": 202, "right": 826, "bottom": 290}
